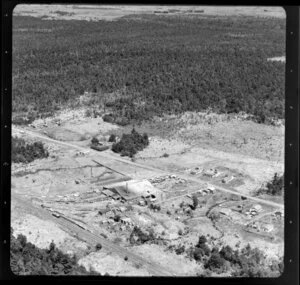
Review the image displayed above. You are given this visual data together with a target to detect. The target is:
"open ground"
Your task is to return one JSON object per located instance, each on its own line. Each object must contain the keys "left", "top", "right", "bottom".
{"left": 11, "top": 6, "right": 285, "bottom": 276}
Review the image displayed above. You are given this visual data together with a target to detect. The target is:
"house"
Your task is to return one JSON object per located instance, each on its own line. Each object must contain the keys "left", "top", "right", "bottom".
{"left": 207, "top": 185, "right": 215, "bottom": 193}
{"left": 202, "top": 169, "right": 215, "bottom": 177}
{"left": 261, "top": 224, "right": 274, "bottom": 233}
{"left": 120, "top": 217, "right": 133, "bottom": 225}
{"left": 118, "top": 206, "right": 126, "bottom": 212}
{"left": 142, "top": 193, "right": 157, "bottom": 202}
{"left": 138, "top": 200, "right": 146, "bottom": 206}
{"left": 274, "top": 211, "right": 283, "bottom": 218}
{"left": 252, "top": 204, "right": 262, "bottom": 212}
{"left": 202, "top": 168, "right": 220, "bottom": 178}
{"left": 250, "top": 223, "right": 258, "bottom": 229}
{"left": 219, "top": 208, "right": 231, "bottom": 216}
{"left": 222, "top": 176, "right": 234, "bottom": 184}
{"left": 102, "top": 189, "right": 115, "bottom": 197}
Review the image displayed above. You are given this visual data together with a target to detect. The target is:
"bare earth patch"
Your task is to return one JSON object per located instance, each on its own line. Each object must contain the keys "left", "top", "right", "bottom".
{"left": 131, "top": 244, "right": 201, "bottom": 276}
{"left": 78, "top": 251, "right": 151, "bottom": 276}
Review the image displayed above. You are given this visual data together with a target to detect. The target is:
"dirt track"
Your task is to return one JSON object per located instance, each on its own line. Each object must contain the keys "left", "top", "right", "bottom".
{"left": 12, "top": 194, "right": 177, "bottom": 276}
{"left": 12, "top": 126, "right": 284, "bottom": 210}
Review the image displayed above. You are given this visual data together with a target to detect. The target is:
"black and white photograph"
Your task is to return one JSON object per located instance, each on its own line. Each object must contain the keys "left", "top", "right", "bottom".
{"left": 10, "top": 4, "right": 285, "bottom": 277}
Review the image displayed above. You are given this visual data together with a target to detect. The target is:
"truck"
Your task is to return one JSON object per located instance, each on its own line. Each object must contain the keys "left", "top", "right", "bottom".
{"left": 52, "top": 212, "right": 61, "bottom": 218}
{"left": 91, "top": 144, "right": 110, "bottom": 152}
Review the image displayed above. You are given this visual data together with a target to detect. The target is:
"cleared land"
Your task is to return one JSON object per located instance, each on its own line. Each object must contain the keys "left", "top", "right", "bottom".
{"left": 11, "top": 109, "right": 284, "bottom": 275}
{"left": 11, "top": 9, "right": 285, "bottom": 276}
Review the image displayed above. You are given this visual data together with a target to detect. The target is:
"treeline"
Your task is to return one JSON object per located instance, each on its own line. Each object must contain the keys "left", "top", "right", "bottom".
{"left": 13, "top": 15, "right": 285, "bottom": 124}
{"left": 10, "top": 230, "right": 97, "bottom": 275}
{"left": 12, "top": 136, "right": 49, "bottom": 163}
{"left": 171, "top": 235, "right": 283, "bottom": 277}
{"left": 256, "top": 173, "right": 284, "bottom": 196}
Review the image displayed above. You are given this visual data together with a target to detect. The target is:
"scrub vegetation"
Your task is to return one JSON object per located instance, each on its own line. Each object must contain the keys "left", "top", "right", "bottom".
{"left": 112, "top": 128, "right": 149, "bottom": 157}
{"left": 12, "top": 136, "right": 49, "bottom": 163}
{"left": 10, "top": 230, "right": 97, "bottom": 275}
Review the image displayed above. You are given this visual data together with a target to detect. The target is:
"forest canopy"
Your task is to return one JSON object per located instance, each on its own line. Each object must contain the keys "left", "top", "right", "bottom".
{"left": 13, "top": 15, "right": 285, "bottom": 124}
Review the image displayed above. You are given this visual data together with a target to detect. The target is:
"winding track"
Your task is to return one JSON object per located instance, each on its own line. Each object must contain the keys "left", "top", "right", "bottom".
{"left": 12, "top": 126, "right": 284, "bottom": 209}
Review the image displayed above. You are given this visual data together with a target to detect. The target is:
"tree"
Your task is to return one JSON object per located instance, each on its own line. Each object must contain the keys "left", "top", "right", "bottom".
{"left": 205, "top": 253, "right": 226, "bottom": 270}
{"left": 112, "top": 129, "right": 149, "bottom": 158}
{"left": 175, "top": 245, "right": 185, "bottom": 255}
{"left": 114, "top": 214, "right": 121, "bottom": 222}
{"left": 193, "top": 247, "right": 205, "bottom": 261}
{"left": 197, "top": 235, "right": 207, "bottom": 246}
{"left": 91, "top": 137, "right": 99, "bottom": 145}
{"left": 10, "top": 230, "right": 96, "bottom": 275}
{"left": 108, "top": 134, "right": 116, "bottom": 142}
{"left": 192, "top": 194, "right": 198, "bottom": 210}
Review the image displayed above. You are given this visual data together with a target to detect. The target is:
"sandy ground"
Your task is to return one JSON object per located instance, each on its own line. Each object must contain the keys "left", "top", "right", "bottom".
{"left": 267, "top": 56, "right": 286, "bottom": 62}
{"left": 11, "top": 211, "right": 89, "bottom": 256}
{"left": 29, "top": 108, "right": 119, "bottom": 142}
{"left": 78, "top": 251, "right": 151, "bottom": 276}
{"left": 130, "top": 243, "right": 201, "bottom": 276}
{"left": 13, "top": 5, "right": 286, "bottom": 21}
{"left": 11, "top": 107, "right": 284, "bottom": 276}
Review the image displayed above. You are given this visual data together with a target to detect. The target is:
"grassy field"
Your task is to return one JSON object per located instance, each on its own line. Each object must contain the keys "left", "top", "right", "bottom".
{"left": 13, "top": 14, "right": 285, "bottom": 123}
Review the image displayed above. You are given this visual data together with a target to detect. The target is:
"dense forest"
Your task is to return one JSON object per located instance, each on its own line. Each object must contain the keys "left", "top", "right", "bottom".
{"left": 13, "top": 14, "right": 285, "bottom": 124}
{"left": 10, "top": 229, "right": 96, "bottom": 275}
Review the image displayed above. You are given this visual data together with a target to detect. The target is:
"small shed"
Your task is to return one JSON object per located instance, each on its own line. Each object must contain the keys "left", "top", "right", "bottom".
{"left": 102, "top": 189, "right": 115, "bottom": 197}
{"left": 222, "top": 176, "right": 234, "bottom": 184}
{"left": 252, "top": 204, "right": 262, "bottom": 212}
{"left": 262, "top": 224, "right": 274, "bottom": 233}
{"left": 120, "top": 217, "right": 133, "bottom": 225}
{"left": 219, "top": 208, "right": 232, "bottom": 216}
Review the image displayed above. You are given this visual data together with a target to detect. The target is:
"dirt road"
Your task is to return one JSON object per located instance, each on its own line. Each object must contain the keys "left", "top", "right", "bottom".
{"left": 12, "top": 194, "right": 177, "bottom": 276}
{"left": 12, "top": 126, "right": 283, "bottom": 209}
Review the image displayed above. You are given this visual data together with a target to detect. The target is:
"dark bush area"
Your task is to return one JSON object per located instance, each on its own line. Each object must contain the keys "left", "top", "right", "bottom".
{"left": 112, "top": 128, "right": 149, "bottom": 158}
{"left": 108, "top": 134, "right": 116, "bottom": 143}
{"left": 12, "top": 114, "right": 36, "bottom": 125}
{"left": 13, "top": 15, "right": 285, "bottom": 124}
{"left": 12, "top": 136, "right": 49, "bottom": 163}
{"left": 91, "top": 137, "right": 99, "bottom": 145}
{"left": 129, "top": 226, "right": 155, "bottom": 245}
{"left": 180, "top": 235, "right": 283, "bottom": 276}
{"left": 10, "top": 230, "right": 97, "bottom": 275}
{"left": 204, "top": 252, "right": 227, "bottom": 271}
{"left": 256, "top": 173, "right": 284, "bottom": 196}
{"left": 192, "top": 194, "right": 199, "bottom": 210}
